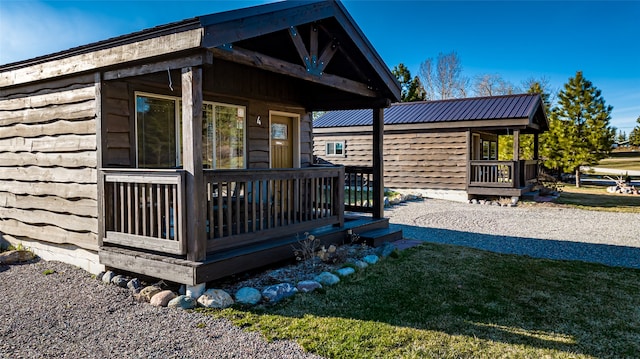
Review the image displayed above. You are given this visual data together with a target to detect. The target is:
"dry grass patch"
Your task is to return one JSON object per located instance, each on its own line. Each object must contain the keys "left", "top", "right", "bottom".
{"left": 552, "top": 185, "right": 640, "bottom": 213}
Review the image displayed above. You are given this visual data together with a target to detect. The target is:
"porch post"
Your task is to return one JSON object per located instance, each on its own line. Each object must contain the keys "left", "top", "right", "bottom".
{"left": 182, "top": 67, "right": 207, "bottom": 261}
{"left": 513, "top": 129, "right": 520, "bottom": 188}
{"left": 533, "top": 132, "right": 539, "bottom": 160}
{"left": 372, "top": 108, "right": 384, "bottom": 219}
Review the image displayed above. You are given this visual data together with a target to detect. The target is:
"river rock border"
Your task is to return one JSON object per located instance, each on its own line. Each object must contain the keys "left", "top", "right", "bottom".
{"left": 95, "top": 241, "right": 415, "bottom": 310}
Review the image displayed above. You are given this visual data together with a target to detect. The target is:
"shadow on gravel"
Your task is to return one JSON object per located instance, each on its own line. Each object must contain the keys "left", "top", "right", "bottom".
{"left": 391, "top": 223, "right": 640, "bottom": 269}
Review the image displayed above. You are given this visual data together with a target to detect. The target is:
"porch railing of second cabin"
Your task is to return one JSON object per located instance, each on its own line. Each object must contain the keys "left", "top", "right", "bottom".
{"left": 469, "top": 161, "right": 515, "bottom": 188}
{"left": 101, "top": 170, "right": 186, "bottom": 255}
{"left": 203, "top": 166, "right": 345, "bottom": 252}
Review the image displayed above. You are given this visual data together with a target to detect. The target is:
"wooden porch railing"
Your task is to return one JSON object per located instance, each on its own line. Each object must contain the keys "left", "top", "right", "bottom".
{"left": 204, "top": 166, "right": 345, "bottom": 252}
{"left": 469, "top": 160, "right": 539, "bottom": 188}
{"left": 102, "top": 170, "right": 186, "bottom": 255}
{"left": 344, "top": 166, "right": 374, "bottom": 213}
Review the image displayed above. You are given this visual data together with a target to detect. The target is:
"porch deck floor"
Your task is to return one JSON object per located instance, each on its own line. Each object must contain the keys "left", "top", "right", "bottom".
{"left": 99, "top": 215, "right": 391, "bottom": 286}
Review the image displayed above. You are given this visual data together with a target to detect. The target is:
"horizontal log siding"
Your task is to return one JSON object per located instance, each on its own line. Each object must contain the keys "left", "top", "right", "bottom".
{"left": 313, "top": 131, "right": 468, "bottom": 190}
{"left": 0, "top": 79, "right": 99, "bottom": 250}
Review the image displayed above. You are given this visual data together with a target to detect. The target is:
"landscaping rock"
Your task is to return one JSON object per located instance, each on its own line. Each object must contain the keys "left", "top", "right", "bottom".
{"left": 335, "top": 267, "right": 355, "bottom": 277}
{"left": 352, "top": 260, "right": 368, "bottom": 269}
{"left": 362, "top": 254, "right": 379, "bottom": 265}
{"left": 168, "top": 295, "right": 197, "bottom": 310}
{"left": 376, "top": 242, "right": 395, "bottom": 258}
{"left": 0, "top": 250, "right": 35, "bottom": 264}
{"left": 186, "top": 283, "right": 206, "bottom": 299}
{"left": 314, "top": 272, "right": 340, "bottom": 286}
{"left": 150, "top": 290, "right": 176, "bottom": 307}
{"left": 101, "top": 271, "right": 115, "bottom": 284}
{"left": 262, "top": 283, "right": 298, "bottom": 303}
{"left": 111, "top": 275, "right": 128, "bottom": 288}
{"left": 235, "top": 287, "right": 262, "bottom": 305}
{"left": 138, "top": 285, "right": 163, "bottom": 302}
{"left": 296, "top": 280, "right": 322, "bottom": 293}
{"left": 197, "top": 289, "right": 234, "bottom": 309}
{"left": 96, "top": 271, "right": 105, "bottom": 281}
{"left": 127, "top": 278, "right": 141, "bottom": 291}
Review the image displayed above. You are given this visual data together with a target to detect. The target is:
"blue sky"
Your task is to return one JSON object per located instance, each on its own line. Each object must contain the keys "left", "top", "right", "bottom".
{"left": 1, "top": 0, "right": 638, "bottom": 132}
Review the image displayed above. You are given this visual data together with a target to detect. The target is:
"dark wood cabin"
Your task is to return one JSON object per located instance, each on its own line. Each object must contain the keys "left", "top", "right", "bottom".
{"left": 313, "top": 94, "right": 549, "bottom": 202}
{"left": 0, "top": 0, "right": 401, "bottom": 285}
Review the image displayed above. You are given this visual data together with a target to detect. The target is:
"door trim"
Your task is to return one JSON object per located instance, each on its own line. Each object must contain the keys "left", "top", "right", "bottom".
{"left": 269, "top": 111, "right": 300, "bottom": 168}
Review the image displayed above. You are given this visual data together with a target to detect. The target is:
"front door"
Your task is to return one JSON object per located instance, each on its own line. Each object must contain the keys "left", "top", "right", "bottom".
{"left": 270, "top": 115, "right": 294, "bottom": 168}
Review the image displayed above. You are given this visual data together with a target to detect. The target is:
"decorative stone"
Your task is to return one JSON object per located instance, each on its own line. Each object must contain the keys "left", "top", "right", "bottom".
{"left": 262, "top": 283, "right": 298, "bottom": 303}
{"left": 235, "top": 287, "right": 262, "bottom": 305}
{"left": 139, "top": 285, "right": 163, "bottom": 302}
{"left": 352, "top": 260, "right": 368, "bottom": 269}
{"left": 127, "top": 278, "right": 141, "bottom": 290}
{"left": 296, "top": 280, "right": 322, "bottom": 293}
{"left": 362, "top": 255, "right": 379, "bottom": 265}
{"left": 178, "top": 285, "right": 186, "bottom": 296}
{"left": 0, "top": 250, "right": 35, "bottom": 264}
{"left": 197, "top": 289, "right": 234, "bottom": 309}
{"left": 470, "top": 199, "right": 479, "bottom": 205}
{"left": 111, "top": 275, "right": 128, "bottom": 288}
{"left": 335, "top": 267, "right": 355, "bottom": 277}
{"left": 168, "top": 295, "right": 197, "bottom": 310}
{"left": 150, "top": 290, "right": 176, "bottom": 307}
{"left": 376, "top": 242, "right": 395, "bottom": 258}
{"left": 384, "top": 197, "right": 390, "bottom": 207}
{"left": 314, "top": 272, "right": 340, "bottom": 286}
{"left": 96, "top": 271, "right": 105, "bottom": 281}
{"left": 186, "top": 283, "right": 206, "bottom": 299}
{"left": 101, "top": 271, "right": 115, "bottom": 284}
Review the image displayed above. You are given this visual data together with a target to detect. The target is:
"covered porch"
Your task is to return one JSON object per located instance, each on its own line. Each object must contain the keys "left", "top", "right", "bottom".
{"left": 467, "top": 128, "right": 544, "bottom": 198}
{"left": 96, "top": 1, "right": 401, "bottom": 285}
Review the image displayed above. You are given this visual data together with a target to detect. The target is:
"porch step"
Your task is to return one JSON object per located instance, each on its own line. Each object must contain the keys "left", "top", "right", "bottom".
{"left": 359, "top": 227, "right": 403, "bottom": 247}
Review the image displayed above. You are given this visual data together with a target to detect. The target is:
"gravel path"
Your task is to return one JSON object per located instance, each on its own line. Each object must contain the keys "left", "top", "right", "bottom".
{"left": 387, "top": 199, "right": 640, "bottom": 269}
{"left": 0, "top": 260, "right": 322, "bottom": 359}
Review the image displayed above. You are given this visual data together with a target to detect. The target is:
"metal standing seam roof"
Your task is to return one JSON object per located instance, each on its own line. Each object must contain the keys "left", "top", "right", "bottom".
{"left": 314, "top": 93, "right": 542, "bottom": 128}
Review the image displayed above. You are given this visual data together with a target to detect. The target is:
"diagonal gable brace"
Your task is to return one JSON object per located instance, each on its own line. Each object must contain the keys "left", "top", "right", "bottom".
{"left": 289, "top": 25, "right": 338, "bottom": 76}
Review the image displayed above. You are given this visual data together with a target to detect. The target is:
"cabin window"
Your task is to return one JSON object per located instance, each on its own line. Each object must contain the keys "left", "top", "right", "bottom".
{"left": 325, "top": 141, "right": 344, "bottom": 156}
{"left": 481, "top": 140, "right": 498, "bottom": 160}
{"left": 135, "top": 93, "right": 246, "bottom": 169}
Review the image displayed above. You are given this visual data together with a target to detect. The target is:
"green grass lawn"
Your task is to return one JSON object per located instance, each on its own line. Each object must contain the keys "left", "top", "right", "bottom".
{"left": 552, "top": 185, "right": 640, "bottom": 213}
{"left": 200, "top": 243, "right": 640, "bottom": 358}
{"left": 597, "top": 151, "right": 640, "bottom": 171}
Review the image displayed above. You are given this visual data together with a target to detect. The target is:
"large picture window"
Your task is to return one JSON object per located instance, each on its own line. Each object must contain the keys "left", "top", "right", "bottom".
{"left": 136, "top": 93, "right": 246, "bottom": 169}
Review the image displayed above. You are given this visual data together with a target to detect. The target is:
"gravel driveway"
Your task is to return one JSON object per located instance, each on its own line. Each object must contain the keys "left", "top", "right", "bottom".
{"left": 0, "top": 260, "right": 322, "bottom": 359}
{"left": 387, "top": 199, "right": 640, "bottom": 269}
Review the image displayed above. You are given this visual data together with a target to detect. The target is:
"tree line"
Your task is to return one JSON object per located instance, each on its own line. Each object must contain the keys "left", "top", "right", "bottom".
{"left": 391, "top": 52, "right": 631, "bottom": 187}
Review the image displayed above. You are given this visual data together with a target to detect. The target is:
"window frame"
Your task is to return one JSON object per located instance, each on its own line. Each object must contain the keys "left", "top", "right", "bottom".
{"left": 325, "top": 141, "right": 345, "bottom": 157}
{"left": 134, "top": 92, "right": 247, "bottom": 169}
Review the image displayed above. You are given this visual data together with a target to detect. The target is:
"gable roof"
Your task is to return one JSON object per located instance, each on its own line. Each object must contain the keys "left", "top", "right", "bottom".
{"left": 1, "top": 0, "right": 400, "bottom": 104}
{"left": 314, "top": 94, "right": 549, "bottom": 131}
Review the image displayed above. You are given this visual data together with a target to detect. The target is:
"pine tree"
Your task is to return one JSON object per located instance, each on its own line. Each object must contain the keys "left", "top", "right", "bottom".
{"left": 392, "top": 63, "right": 426, "bottom": 102}
{"left": 629, "top": 116, "right": 640, "bottom": 146}
{"left": 541, "top": 71, "right": 614, "bottom": 187}
{"left": 498, "top": 80, "right": 552, "bottom": 160}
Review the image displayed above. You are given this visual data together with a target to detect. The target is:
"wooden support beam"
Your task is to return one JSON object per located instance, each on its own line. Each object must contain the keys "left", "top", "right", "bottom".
{"left": 103, "top": 52, "right": 213, "bottom": 81}
{"left": 513, "top": 129, "right": 520, "bottom": 188}
{"left": 95, "top": 73, "right": 106, "bottom": 249}
{"left": 182, "top": 67, "right": 206, "bottom": 262}
{"left": 310, "top": 25, "right": 319, "bottom": 61}
{"left": 372, "top": 108, "right": 384, "bottom": 219}
{"left": 288, "top": 26, "right": 309, "bottom": 68}
{"left": 209, "top": 47, "right": 377, "bottom": 98}
{"left": 533, "top": 132, "right": 539, "bottom": 160}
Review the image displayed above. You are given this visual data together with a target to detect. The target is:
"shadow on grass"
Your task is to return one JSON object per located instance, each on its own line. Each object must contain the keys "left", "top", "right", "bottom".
{"left": 231, "top": 226, "right": 640, "bottom": 358}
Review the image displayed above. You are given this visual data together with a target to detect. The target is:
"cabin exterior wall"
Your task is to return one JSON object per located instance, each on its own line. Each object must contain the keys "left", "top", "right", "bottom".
{"left": 0, "top": 74, "right": 102, "bottom": 273}
{"left": 313, "top": 129, "right": 468, "bottom": 198}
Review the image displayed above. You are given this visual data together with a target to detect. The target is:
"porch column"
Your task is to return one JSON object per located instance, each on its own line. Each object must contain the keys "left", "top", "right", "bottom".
{"left": 182, "top": 67, "right": 207, "bottom": 261}
{"left": 513, "top": 129, "right": 520, "bottom": 188}
{"left": 533, "top": 132, "right": 539, "bottom": 160}
{"left": 372, "top": 108, "right": 384, "bottom": 219}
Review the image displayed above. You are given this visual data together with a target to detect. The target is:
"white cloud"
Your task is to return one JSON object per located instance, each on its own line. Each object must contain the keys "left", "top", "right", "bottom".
{"left": 0, "top": 1, "right": 118, "bottom": 65}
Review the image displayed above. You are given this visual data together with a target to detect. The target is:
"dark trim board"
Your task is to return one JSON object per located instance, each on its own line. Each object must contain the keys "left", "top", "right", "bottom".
{"left": 467, "top": 185, "right": 534, "bottom": 197}
{"left": 99, "top": 216, "right": 391, "bottom": 285}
